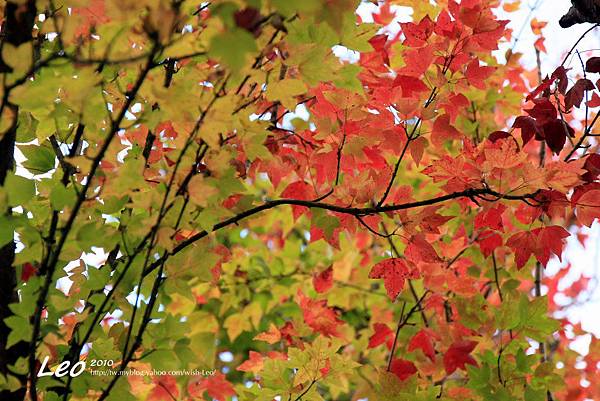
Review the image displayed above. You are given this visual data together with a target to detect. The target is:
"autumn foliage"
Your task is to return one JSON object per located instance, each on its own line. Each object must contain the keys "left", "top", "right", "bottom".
{"left": 0, "top": 0, "right": 599, "bottom": 400}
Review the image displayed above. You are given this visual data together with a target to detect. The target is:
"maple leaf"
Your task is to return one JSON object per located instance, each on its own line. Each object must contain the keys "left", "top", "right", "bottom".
{"left": 399, "top": 46, "right": 434, "bottom": 77}
{"left": 6, "top": 0, "right": 598, "bottom": 397}
{"left": 21, "top": 263, "right": 37, "bottom": 282}
{"left": 281, "top": 181, "right": 316, "bottom": 220}
{"left": 431, "top": 114, "right": 461, "bottom": 146}
{"left": 552, "top": 66, "right": 570, "bottom": 94}
{"left": 439, "top": 93, "right": 470, "bottom": 123}
{"left": 408, "top": 329, "right": 436, "bottom": 361}
{"left": 525, "top": 98, "right": 557, "bottom": 124}
{"left": 474, "top": 205, "right": 505, "bottom": 231}
{"left": 488, "top": 131, "right": 511, "bottom": 143}
{"left": 503, "top": 1, "right": 520, "bottom": 12}
{"left": 541, "top": 119, "right": 575, "bottom": 155}
{"left": 443, "top": 340, "right": 478, "bottom": 374}
{"left": 389, "top": 358, "right": 417, "bottom": 381}
{"left": 506, "top": 226, "right": 570, "bottom": 268}
{"left": 410, "top": 136, "right": 427, "bottom": 165}
{"left": 313, "top": 266, "right": 333, "bottom": 293}
{"left": 478, "top": 231, "right": 503, "bottom": 258}
{"left": 297, "top": 290, "right": 344, "bottom": 338}
{"left": 465, "top": 59, "right": 495, "bottom": 90}
{"left": 188, "top": 373, "right": 236, "bottom": 401}
{"left": 526, "top": 76, "right": 555, "bottom": 101}
{"left": 368, "top": 323, "right": 394, "bottom": 349}
{"left": 530, "top": 18, "right": 547, "bottom": 35}
{"left": 400, "top": 15, "right": 434, "bottom": 47}
{"left": 254, "top": 323, "right": 282, "bottom": 344}
{"left": 537, "top": 190, "right": 569, "bottom": 220}
{"left": 582, "top": 154, "right": 600, "bottom": 182}
{"left": 585, "top": 57, "right": 600, "bottom": 73}
{"left": 148, "top": 376, "right": 179, "bottom": 401}
{"left": 393, "top": 75, "right": 429, "bottom": 98}
{"left": 405, "top": 234, "right": 440, "bottom": 264}
{"left": 534, "top": 37, "right": 546, "bottom": 53}
{"left": 369, "top": 258, "right": 420, "bottom": 300}
{"left": 483, "top": 138, "right": 526, "bottom": 170}
{"left": 587, "top": 92, "right": 600, "bottom": 108}
{"left": 373, "top": 2, "right": 395, "bottom": 26}
{"left": 535, "top": 226, "right": 570, "bottom": 266}
{"left": 565, "top": 79, "right": 595, "bottom": 110}
{"left": 544, "top": 159, "right": 585, "bottom": 192}
{"left": 72, "top": 0, "right": 109, "bottom": 37}
{"left": 237, "top": 351, "right": 264, "bottom": 373}
{"left": 574, "top": 189, "right": 600, "bottom": 227}
{"left": 512, "top": 116, "right": 540, "bottom": 144}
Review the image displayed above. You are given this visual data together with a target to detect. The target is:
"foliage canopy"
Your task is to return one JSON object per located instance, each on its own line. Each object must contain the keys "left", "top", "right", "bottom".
{"left": 0, "top": 0, "right": 599, "bottom": 400}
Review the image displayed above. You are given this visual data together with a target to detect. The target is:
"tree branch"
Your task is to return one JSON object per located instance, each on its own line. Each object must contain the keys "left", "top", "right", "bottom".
{"left": 143, "top": 187, "right": 538, "bottom": 277}
{"left": 28, "top": 44, "right": 160, "bottom": 400}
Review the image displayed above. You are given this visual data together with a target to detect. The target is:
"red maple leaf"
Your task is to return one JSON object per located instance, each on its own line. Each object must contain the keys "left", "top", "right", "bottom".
{"left": 574, "top": 189, "right": 600, "bottom": 227}
{"left": 465, "top": 59, "right": 495, "bottom": 90}
{"left": 474, "top": 205, "right": 505, "bottom": 231}
{"left": 148, "top": 376, "right": 179, "bottom": 401}
{"left": 72, "top": 0, "right": 109, "bottom": 37}
{"left": 478, "top": 230, "right": 503, "bottom": 258}
{"left": 526, "top": 76, "right": 555, "bottom": 101}
{"left": 368, "top": 323, "right": 394, "bottom": 349}
{"left": 408, "top": 329, "right": 436, "bottom": 361}
{"left": 565, "top": 79, "right": 595, "bottom": 110}
{"left": 188, "top": 372, "right": 236, "bottom": 401}
{"left": 405, "top": 235, "right": 440, "bottom": 264}
{"left": 237, "top": 351, "right": 264, "bottom": 373}
{"left": 400, "top": 15, "right": 434, "bottom": 47}
{"left": 525, "top": 98, "right": 557, "bottom": 124}
{"left": 431, "top": 114, "right": 461, "bottom": 146}
{"left": 281, "top": 181, "right": 316, "bottom": 220}
{"left": 443, "top": 340, "right": 478, "bottom": 374}
{"left": 512, "top": 116, "right": 540, "bottom": 144}
{"left": 373, "top": 2, "right": 395, "bottom": 25}
{"left": 551, "top": 66, "right": 569, "bottom": 93}
{"left": 587, "top": 92, "right": 600, "bottom": 108}
{"left": 583, "top": 155, "right": 600, "bottom": 182}
{"left": 507, "top": 226, "right": 570, "bottom": 268}
{"left": 369, "top": 258, "right": 420, "bottom": 300}
{"left": 297, "top": 290, "right": 344, "bottom": 338}
{"left": 393, "top": 75, "right": 429, "bottom": 98}
{"left": 585, "top": 57, "right": 600, "bottom": 73}
{"left": 313, "top": 266, "right": 333, "bottom": 293}
{"left": 390, "top": 358, "right": 417, "bottom": 381}
{"left": 21, "top": 263, "right": 38, "bottom": 282}
{"left": 399, "top": 46, "right": 434, "bottom": 77}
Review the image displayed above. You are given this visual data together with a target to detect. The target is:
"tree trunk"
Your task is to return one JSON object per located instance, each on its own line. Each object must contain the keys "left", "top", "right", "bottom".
{"left": 0, "top": 2, "right": 37, "bottom": 400}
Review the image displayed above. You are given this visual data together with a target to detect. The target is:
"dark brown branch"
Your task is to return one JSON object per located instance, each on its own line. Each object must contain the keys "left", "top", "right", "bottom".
{"left": 80, "top": 77, "right": 231, "bottom": 399}
{"left": 142, "top": 187, "right": 539, "bottom": 277}
{"left": 564, "top": 109, "right": 600, "bottom": 161}
{"left": 382, "top": 223, "right": 429, "bottom": 326}
{"left": 376, "top": 83, "right": 440, "bottom": 207}
{"left": 492, "top": 251, "right": 503, "bottom": 302}
{"left": 28, "top": 45, "right": 160, "bottom": 400}
{"left": 386, "top": 291, "right": 429, "bottom": 371}
{"left": 560, "top": 23, "right": 599, "bottom": 66}
{"left": 293, "top": 379, "right": 317, "bottom": 401}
